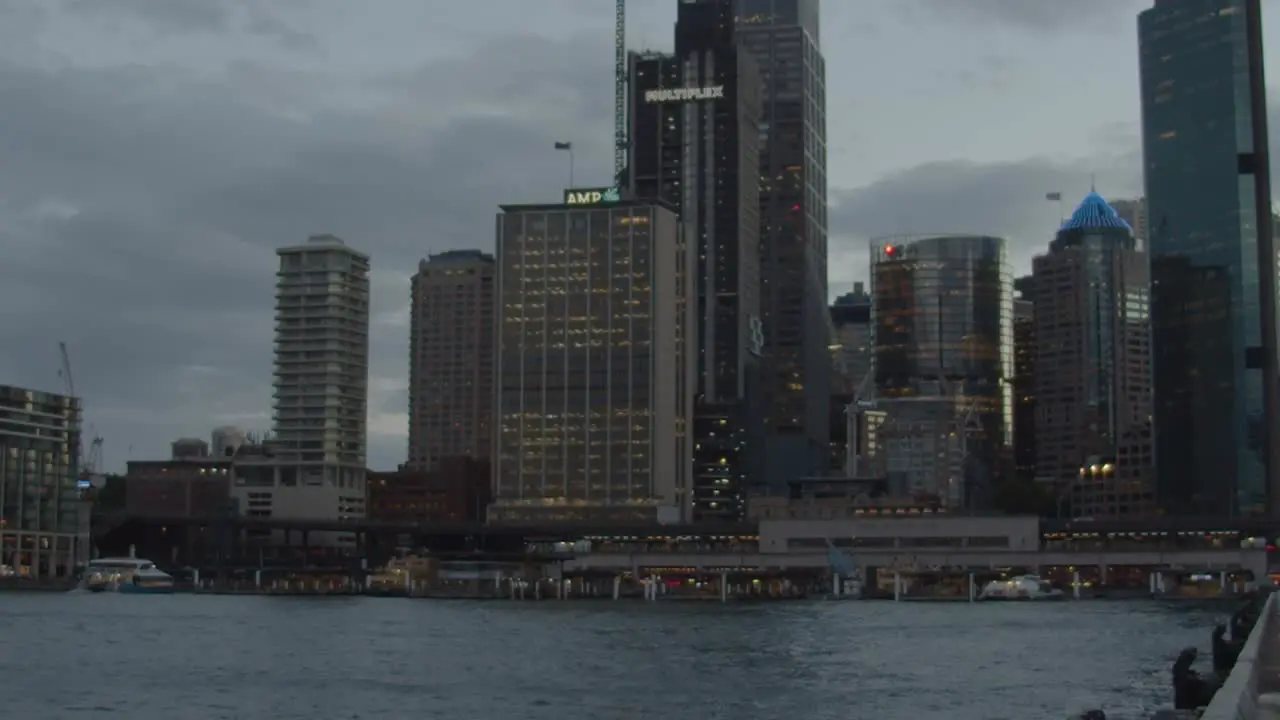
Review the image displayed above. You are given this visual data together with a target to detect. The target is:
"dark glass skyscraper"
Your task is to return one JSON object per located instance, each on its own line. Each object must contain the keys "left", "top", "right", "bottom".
{"left": 626, "top": 0, "right": 762, "bottom": 520}
{"left": 733, "top": 0, "right": 830, "bottom": 487}
{"left": 871, "top": 235, "right": 1013, "bottom": 508}
{"left": 1139, "top": 0, "right": 1279, "bottom": 515}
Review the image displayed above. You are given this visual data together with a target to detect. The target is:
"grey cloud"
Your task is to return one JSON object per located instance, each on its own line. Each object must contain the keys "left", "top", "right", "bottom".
{"left": 826, "top": 153, "right": 1143, "bottom": 290}
{"left": 56, "top": 0, "right": 320, "bottom": 52}
{"left": 59, "top": 0, "right": 231, "bottom": 33}
{"left": 901, "top": 0, "right": 1150, "bottom": 31}
{"left": 827, "top": 97, "right": 1280, "bottom": 291}
{"left": 0, "top": 31, "right": 613, "bottom": 470}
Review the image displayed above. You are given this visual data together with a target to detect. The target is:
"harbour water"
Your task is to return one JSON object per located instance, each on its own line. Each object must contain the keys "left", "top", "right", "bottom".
{"left": 2, "top": 593, "right": 1232, "bottom": 719}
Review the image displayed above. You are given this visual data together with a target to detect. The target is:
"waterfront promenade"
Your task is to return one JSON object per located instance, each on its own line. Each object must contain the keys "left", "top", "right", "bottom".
{"left": 1204, "top": 591, "right": 1280, "bottom": 719}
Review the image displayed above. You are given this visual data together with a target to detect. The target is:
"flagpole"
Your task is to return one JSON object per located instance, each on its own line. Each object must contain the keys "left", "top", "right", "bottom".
{"left": 554, "top": 141, "right": 574, "bottom": 189}
{"left": 1046, "top": 191, "right": 1064, "bottom": 225}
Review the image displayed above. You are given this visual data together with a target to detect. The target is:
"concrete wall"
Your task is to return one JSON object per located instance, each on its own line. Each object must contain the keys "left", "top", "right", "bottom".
{"left": 758, "top": 515, "right": 1042, "bottom": 552}
{"left": 562, "top": 549, "right": 1267, "bottom": 575}
{"left": 1202, "top": 592, "right": 1278, "bottom": 720}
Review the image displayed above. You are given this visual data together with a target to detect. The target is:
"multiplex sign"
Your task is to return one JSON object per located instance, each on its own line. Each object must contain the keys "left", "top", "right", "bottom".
{"left": 564, "top": 187, "right": 621, "bottom": 205}
{"left": 644, "top": 86, "right": 725, "bottom": 103}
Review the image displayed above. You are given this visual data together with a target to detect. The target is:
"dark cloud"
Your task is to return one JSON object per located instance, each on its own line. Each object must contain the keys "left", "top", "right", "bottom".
{"left": 56, "top": 0, "right": 320, "bottom": 52}
{"left": 826, "top": 154, "right": 1142, "bottom": 289}
{"left": 900, "top": 0, "right": 1150, "bottom": 32}
{"left": 828, "top": 95, "right": 1280, "bottom": 289}
{"left": 0, "top": 30, "right": 613, "bottom": 470}
{"left": 59, "top": 0, "right": 232, "bottom": 33}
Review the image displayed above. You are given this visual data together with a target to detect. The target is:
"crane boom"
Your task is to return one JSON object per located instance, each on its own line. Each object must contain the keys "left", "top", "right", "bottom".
{"left": 613, "top": 0, "right": 627, "bottom": 180}
{"left": 58, "top": 341, "right": 75, "bottom": 399}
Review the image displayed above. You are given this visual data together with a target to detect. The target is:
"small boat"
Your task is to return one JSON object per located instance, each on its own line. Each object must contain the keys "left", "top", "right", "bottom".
{"left": 978, "top": 574, "right": 1065, "bottom": 601}
{"left": 82, "top": 558, "right": 175, "bottom": 594}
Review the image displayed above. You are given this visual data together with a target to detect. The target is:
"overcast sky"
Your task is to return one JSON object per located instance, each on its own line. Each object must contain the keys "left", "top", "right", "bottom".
{"left": 1, "top": 0, "right": 1277, "bottom": 472}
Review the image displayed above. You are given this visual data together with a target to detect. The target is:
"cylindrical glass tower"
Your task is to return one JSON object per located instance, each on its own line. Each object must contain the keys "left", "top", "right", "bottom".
{"left": 870, "top": 235, "right": 1014, "bottom": 504}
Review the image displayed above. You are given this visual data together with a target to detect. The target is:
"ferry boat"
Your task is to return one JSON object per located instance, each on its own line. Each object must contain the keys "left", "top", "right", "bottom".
{"left": 82, "top": 558, "right": 175, "bottom": 594}
{"left": 977, "top": 574, "right": 1065, "bottom": 601}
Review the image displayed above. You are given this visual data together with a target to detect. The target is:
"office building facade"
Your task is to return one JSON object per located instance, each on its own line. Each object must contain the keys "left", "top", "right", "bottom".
{"left": 627, "top": 0, "right": 763, "bottom": 520}
{"left": 490, "top": 201, "right": 696, "bottom": 524}
{"left": 408, "top": 250, "right": 495, "bottom": 470}
{"left": 1139, "top": 0, "right": 1279, "bottom": 515}
{"left": 252, "top": 234, "right": 370, "bottom": 533}
{"left": 1110, "top": 198, "right": 1147, "bottom": 250}
{"left": 830, "top": 283, "right": 872, "bottom": 394}
{"left": 1012, "top": 280, "right": 1036, "bottom": 483}
{"left": 1029, "top": 193, "right": 1154, "bottom": 518}
{"left": 871, "top": 235, "right": 1013, "bottom": 508}
{"left": 0, "top": 385, "right": 84, "bottom": 577}
{"left": 734, "top": 0, "right": 832, "bottom": 485}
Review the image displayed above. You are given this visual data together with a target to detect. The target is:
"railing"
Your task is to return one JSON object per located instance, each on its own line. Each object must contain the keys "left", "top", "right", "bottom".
{"left": 1203, "top": 591, "right": 1278, "bottom": 720}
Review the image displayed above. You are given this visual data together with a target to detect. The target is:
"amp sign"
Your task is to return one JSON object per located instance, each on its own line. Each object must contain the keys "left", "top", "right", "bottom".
{"left": 563, "top": 187, "right": 621, "bottom": 205}
{"left": 644, "top": 86, "right": 725, "bottom": 103}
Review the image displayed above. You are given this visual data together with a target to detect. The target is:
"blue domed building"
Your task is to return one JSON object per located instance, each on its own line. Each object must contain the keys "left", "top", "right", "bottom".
{"left": 1028, "top": 191, "right": 1154, "bottom": 518}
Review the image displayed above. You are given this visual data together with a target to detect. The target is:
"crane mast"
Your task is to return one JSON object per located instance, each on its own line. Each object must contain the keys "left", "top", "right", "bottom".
{"left": 613, "top": 0, "right": 627, "bottom": 181}
{"left": 58, "top": 341, "right": 103, "bottom": 480}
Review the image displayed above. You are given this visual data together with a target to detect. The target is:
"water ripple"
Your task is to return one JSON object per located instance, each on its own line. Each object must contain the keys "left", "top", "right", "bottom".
{"left": 0, "top": 594, "right": 1229, "bottom": 720}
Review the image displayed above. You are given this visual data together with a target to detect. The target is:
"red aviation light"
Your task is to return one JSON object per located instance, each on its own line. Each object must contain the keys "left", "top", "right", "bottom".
{"left": 883, "top": 244, "right": 895, "bottom": 255}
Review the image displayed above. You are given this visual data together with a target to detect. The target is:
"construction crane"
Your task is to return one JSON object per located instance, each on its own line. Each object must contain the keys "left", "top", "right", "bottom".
{"left": 613, "top": 0, "right": 627, "bottom": 182}
{"left": 58, "top": 342, "right": 104, "bottom": 483}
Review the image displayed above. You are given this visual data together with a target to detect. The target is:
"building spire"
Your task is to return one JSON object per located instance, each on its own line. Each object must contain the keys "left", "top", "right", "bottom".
{"left": 1090, "top": 173, "right": 1097, "bottom": 193}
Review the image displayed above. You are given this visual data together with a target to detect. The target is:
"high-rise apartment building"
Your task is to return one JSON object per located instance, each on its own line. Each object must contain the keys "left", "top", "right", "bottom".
{"left": 734, "top": 0, "right": 831, "bottom": 485}
{"left": 407, "top": 250, "right": 494, "bottom": 470}
{"left": 1029, "top": 193, "right": 1154, "bottom": 518}
{"left": 0, "top": 385, "right": 84, "bottom": 577}
{"left": 490, "top": 200, "right": 696, "bottom": 524}
{"left": 249, "top": 234, "right": 369, "bottom": 528}
{"left": 1139, "top": 0, "right": 1278, "bottom": 515}
{"left": 871, "top": 235, "right": 1013, "bottom": 508}
{"left": 625, "top": 0, "right": 763, "bottom": 520}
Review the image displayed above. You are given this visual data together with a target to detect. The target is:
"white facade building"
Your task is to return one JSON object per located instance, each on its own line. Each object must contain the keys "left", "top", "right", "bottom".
{"left": 230, "top": 234, "right": 370, "bottom": 542}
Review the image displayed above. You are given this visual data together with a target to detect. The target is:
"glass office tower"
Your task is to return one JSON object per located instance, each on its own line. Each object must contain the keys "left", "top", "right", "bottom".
{"left": 733, "top": 0, "right": 831, "bottom": 488}
{"left": 1139, "top": 0, "right": 1279, "bottom": 515}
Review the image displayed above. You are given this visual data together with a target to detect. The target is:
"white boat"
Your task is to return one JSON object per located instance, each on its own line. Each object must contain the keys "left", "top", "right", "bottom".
{"left": 978, "top": 574, "right": 1065, "bottom": 601}
{"left": 82, "top": 558, "right": 175, "bottom": 594}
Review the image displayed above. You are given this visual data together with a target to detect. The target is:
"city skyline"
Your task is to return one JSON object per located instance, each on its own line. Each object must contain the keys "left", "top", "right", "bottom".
{"left": 3, "top": 0, "right": 1280, "bottom": 471}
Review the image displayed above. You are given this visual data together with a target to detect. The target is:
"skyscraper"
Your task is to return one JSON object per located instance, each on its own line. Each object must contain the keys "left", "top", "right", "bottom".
{"left": 1139, "top": 0, "right": 1279, "bottom": 515}
{"left": 490, "top": 200, "right": 696, "bottom": 524}
{"left": 264, "top": 234, "right": 369, "bottom": 522}
{"left": 871, "top": 235, "right": 1012, "bottom": 507}
{"left": 830, "top": 282, "right": 872, "bottom": 394}
{"left": 626, "top": 0, "right": 762, "bottom": 520}
{"left": 1110, "top": 198, "right": 1147, "bottom": 250}
{"left": 1012, "top": 277, "right": 1036, "bottom": 484}
{"left": 1029, "top": 193, "right": 1153, "bottom": 518}
{"left": 407, "top": 250, "right": 494, "bottom": 470}
{"left": 734, "top": 0, "right": 831, "bottom": 485}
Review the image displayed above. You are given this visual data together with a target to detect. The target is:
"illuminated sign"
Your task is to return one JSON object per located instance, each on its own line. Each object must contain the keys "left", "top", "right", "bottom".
{"left": 644, "top": 86, "right": 725, "bottom": 103}
{"left": 747, "top": 316, "right": 765, "bottom": 357}
{"left": 564, "top": 187, "right": 621, "bottom": 205}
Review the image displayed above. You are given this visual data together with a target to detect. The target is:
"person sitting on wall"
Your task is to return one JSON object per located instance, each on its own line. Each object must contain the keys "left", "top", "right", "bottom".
{"left": 1172, "top": 646, "right": 1220, "bottom": 710}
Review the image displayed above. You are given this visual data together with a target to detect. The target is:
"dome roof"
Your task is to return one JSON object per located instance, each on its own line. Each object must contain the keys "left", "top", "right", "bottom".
{"left": 1059, "top": 191, "right": 1132, "bottom": 232}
